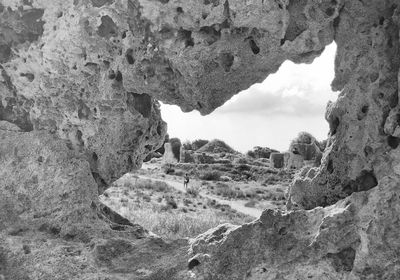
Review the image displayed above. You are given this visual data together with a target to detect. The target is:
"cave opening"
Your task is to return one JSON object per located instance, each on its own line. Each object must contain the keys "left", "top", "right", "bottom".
{"left": 100, "top": 43, "right": 339, "bottom": 240}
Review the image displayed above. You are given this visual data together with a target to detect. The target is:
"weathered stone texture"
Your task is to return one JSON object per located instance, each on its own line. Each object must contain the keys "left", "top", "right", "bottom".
{"left": 289, "top": 0, "right": 400, "bottom": 210}
{"left": 270, "top": 152, "right": 285, "bottom": 168}
{"left": 1, "top": 0, "right": 400, "bottom": 279}
{"left": 0, "top": 0, "right": 168, "bottom": 189}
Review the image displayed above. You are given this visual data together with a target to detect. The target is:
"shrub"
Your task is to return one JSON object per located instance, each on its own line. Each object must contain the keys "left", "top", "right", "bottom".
{"left": 182, "top": 140, "right": 192, "bottom": 150}
{"left": 235, "top": 164, "right": 251, "bottom": 172}
{"left": 199, "top": 170, "right": 221, "bottom": 181}
{"left": 192, "top": 139, "right": 209, "bottom": 150}
{"left": 186, "top": 183, "right": 201, "bottom": 197}
{"left": 263, "top": 174, "right": 280, "bottom": 185}
{"left": 162, "top": 164, "right": 175, "bottom": 174}
{"left": 233, "top": 157, "right": 248, "bottom": 165}
{"left": 247, "top": 146, "right": 278, "bottom": 159}
{"left": 197, "top": 139, "right": 236, "bottom": 154}
{"left": 244, "top": 200, "right": 256, "bottom": 208}
{"left": 246, "top": 150, "right": 256, "bottom": 158}
{"left": 164, "top": 195, "right": 178, "bottom": 209}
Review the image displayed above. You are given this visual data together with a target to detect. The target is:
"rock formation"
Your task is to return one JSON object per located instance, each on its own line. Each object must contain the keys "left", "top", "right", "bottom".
{"left": 286, "top": 152, "right": 304, "bottom": 169}
{"left": 269, "top": 152, "right": 285, "bottom": 168}
{"left": 1, "top": 0, "right": 400, "bottom": 279}
{"left": 162, "top": 142, "right": 179, "bottom": 164}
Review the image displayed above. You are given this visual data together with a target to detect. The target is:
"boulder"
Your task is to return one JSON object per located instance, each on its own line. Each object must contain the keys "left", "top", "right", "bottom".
{"left": 286, "top": 153, "right": 304, "bottom": 169}
{"left": 269, "top": 152, "right": 285, "bottom": 168}
{"left": 290, "top": 141, "right": 321, "bottom": 161}
{"left": 162, "top": 143, "right": 178, "bottom": 164}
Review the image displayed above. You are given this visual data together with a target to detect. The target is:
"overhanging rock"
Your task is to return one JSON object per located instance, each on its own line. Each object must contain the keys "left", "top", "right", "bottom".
{"left": 1, "top": 0, "right": 400, "bottom": 279}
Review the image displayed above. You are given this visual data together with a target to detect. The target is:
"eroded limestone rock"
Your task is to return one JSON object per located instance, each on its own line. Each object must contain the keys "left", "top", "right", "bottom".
{"left": 1, "top": 0, "right": 400, "bottom": 279}
{"left": 270, "top": 152, "right": 285, "bottom": 168}
{"left": 188, "top": 177, "right": 400, "bottom": 279}
{"left": 289, "top": 0, "right": 400, "bottom": 210}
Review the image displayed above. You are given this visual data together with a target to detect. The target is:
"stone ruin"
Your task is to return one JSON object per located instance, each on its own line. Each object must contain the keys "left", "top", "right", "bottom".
{"left": 1, "top": 0, "right": 400, "bottom": 279}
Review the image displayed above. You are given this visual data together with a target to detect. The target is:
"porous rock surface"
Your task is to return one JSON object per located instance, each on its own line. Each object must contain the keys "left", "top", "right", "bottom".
{"left": 1, "top": 0, "right": 400, "bottom": 279}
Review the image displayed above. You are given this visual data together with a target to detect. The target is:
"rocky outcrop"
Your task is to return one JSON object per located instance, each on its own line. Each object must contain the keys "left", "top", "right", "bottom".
{"left": 269, "top": 152, "right": 285, "bottom": 168}
{"left": 188, "top": 178, "right": 400, "bottom": 279}
{"left": 288, "top": 0, "right": 400, "bottom": 210}
{"left": 162, "top": 142, "right": 179, "bottom": 164}
{"left": 1, "top": 0, "right": 400, "bottom": 279}
{"left": 0, "top": 128, "right": 190, "bottom": 280}
{"left": 290, "top": 141, "right": 321, "bottom": 161}
{"left": 0, "top": 0, "right": 167, "bottom": 191}
{"left": 286, "top": 152, "right": 304, "bottom": 169}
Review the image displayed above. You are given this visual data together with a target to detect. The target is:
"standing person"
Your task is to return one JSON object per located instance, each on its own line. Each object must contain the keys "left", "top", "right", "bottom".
{"left": 184, "top": 173, "right": 190, "bottom": 189}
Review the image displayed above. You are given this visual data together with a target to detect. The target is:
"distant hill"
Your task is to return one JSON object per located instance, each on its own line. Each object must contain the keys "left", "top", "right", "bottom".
{"left": 197, "top": 139, "right": 236, "bottom": 154}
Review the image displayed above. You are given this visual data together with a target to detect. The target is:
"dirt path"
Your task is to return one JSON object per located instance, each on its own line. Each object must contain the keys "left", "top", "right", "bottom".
{"left": 136, "top": 174, "right": 262, "bottom": 218}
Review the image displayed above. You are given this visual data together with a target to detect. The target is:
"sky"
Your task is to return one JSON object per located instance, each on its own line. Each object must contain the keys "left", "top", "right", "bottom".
{"left": 160, "top": 43, "right": 338, "bottom": 153}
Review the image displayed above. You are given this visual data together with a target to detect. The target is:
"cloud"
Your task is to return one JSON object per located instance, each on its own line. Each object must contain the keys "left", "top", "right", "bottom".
{"left": 215, "top": 43, "right": 338, "bottom": 117}
{"left": 216, "top": 84, "right": 331, "bottom": 117}
{"left": 160, "top": 43, "right": 338, "bottom": 152}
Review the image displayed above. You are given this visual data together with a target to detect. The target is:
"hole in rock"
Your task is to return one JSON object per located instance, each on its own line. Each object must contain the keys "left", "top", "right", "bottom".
{"left": 188, "top": 258, "right": 200, "bottom": 270}
{"left": 249, "top": 39, "right": 260, "bottom": 54}
{"left": 219, "top": 52, "right": 234, "bottom": 72}
{"left": 115, "top": 71, "right": 123, "bottom": 82}
{"left": 283, "top": 0, "right": 307, "bottom": 42}
{"left": 97, "top": 15, "right": 118, "bottom": 38}
{"left": 20, "top": 73, "right": 35, "bottom": 82}
{"left": 388, "top": 136, "right": 400, "bottom": 149}
{"left": 127, "top": 92, "right": 152, "bottom": 118}
{"left": 126, "top": 48, "right": 135, "bottom": 65}
{"left": 177, "top": 29, "right": 194, "bottom": 47}
{"left": 342, "top": 170, "right": 377, "bottom": 195}
{"left": 327, "top": 247, "right": 356, "bottom": 272}
{"left": 104, "top": 44, "right": 338, "bottom": 241}
{"left": 199, "top": 26, "right": 221, "bottom": 45}
{"left": 330, "top": 117, "right": 340, "bottom": 135}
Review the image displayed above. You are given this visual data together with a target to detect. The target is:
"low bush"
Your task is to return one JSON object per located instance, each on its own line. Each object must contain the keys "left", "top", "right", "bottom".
{"left": 164, "top": 195, "right": 178, "bottom": 209}
{"left": 186, "top": 183, "right": 201, "bottom": 197}
{"left": 199, "top": 170, "right": 222, "bottom": 181}
{"left": 115, "top": 206, "right": 252, "bottom": 239}
{"left": 192, "top": 139, "right": 209, "bottom": 150}
{"left": 244, "top": 200, "right": 257, "bottom": 208}
{"left": 162, "top": 164, "right": 175, "bottom": 175}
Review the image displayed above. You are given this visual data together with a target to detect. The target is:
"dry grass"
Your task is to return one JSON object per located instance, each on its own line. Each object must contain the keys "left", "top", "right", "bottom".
{"left": 199, "top": 170, "right": 221, "bottom": 181}
{"left": 103, "top": 176, "right": 254, "bottom": 240}
{"left": 123, "top": 178, "right": 170, "bottom": 192}
{"left": 105, "top": 198, "right": 251, "bottom": 240}
{"left": 186, "top": 182, "right": 201, "bottom": 197}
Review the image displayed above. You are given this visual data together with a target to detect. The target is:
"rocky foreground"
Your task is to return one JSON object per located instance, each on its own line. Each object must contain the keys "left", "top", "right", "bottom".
{"left": 1, "top": 0, "right": 400, "bottom": 279}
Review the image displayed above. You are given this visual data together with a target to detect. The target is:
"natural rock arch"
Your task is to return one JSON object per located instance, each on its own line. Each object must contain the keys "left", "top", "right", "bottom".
{"left": 0, "top": 0, "right": 399, "bottom": 279}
